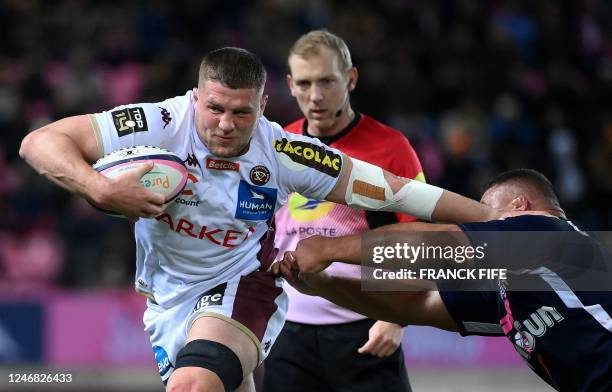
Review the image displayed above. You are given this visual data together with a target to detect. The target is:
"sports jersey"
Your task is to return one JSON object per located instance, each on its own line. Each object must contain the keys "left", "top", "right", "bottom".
{"left": 439, "top": 215, "right": 612, "bottom": 391}
{"left": 89, "top": 91, "right": 343, "bottom": 308}
{"left": 275, "top": 113, "right": 424, "bottom": 324}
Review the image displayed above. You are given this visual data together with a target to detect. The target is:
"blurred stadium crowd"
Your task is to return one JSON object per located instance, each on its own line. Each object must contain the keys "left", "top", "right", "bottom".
{"left": 0, "top": 0, "right": 611, "bottom": 292}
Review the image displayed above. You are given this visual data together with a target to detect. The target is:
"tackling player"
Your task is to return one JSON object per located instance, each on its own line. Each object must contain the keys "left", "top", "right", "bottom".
{"left": 277, "top": 169, "right": 612, "bottom": 392}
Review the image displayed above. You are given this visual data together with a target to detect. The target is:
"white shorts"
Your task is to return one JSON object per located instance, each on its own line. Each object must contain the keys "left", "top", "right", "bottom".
{"left": 143, "top": 270, "right": 288, "bottom": 383}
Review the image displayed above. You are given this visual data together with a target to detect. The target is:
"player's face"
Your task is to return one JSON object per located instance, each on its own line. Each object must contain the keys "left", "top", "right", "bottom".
{"left": 287, "top": 48, "right": 356, "bottom": 135}
{"left": 193, "top": 80, "right": 268, "bottom": 157}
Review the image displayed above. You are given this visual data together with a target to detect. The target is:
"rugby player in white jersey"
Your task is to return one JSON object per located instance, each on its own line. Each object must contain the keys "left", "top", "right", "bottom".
{"left": 20, "top": 47, "right": 499, "bottom": 392}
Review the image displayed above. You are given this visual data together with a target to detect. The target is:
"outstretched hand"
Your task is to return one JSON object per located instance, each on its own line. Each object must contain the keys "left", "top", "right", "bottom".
{"left": 270, "top": 251, "right": 329, "bottom": 296}
{"left": 293, "top": 235, "right": 333, "bottom": 273}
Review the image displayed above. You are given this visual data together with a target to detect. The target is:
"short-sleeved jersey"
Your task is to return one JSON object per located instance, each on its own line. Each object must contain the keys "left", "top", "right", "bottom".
{"left": 275, "top": 114, "right": 424, "bottom": 324}
{"left": 89, "top": 91, "right": 343, "bottom": 307}
{"left": 439, "top": 215, "right": 612, "bottom": 391}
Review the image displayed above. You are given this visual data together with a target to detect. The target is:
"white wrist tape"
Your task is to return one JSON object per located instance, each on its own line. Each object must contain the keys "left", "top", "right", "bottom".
{"left": 344, "top": 157, "right": 443, "bottom": 221}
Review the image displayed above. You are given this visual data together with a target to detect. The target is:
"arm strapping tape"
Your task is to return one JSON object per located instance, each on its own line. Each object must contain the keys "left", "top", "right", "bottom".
{"left": 344, "top": 157, "right": 443, "bottom": 221}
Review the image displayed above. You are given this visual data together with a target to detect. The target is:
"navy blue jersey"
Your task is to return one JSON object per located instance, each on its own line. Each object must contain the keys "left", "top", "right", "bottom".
{"left": 438, "top": 215, "right": 612, "bottom": 392}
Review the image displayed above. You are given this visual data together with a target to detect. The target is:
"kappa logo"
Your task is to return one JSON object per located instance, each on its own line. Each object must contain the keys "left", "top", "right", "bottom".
{"left": 159, "top": 106, "right": 172, "bottom": 129}
{"left": 184, "top": 153, "right": 200, "bottom": 168}
{"left": 249, "top": 165, "right": 270, "bottom": 185}
{"left": 111, "top": 107, "right": 148, "bottom": 137}
{"left": 263, "top": 340, "right": 272, "bottom": 353}
{"left": 273, "top": 138, "right": 342, "bottom": 177}
{"left": 193, "top": 283, "right": 227, "bottom": 312}
{"left": 206, "top": 158, "right": 240, "bottom": 171}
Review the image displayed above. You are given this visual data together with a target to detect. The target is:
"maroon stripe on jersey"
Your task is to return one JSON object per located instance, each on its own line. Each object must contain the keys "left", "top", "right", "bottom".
{"left": 257, "top": 216, "right": 278, "bottom": 271}
{"left": 231, "top": 270, "right": 283, "bottom": 341}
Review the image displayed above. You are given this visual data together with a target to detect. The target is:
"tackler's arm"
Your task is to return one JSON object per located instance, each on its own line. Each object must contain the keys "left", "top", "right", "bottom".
{"left": 325, "top": 155, "right": 499, "bottom": 223}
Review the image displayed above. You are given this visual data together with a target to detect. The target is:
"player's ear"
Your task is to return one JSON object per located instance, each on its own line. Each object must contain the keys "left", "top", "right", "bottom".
{"left": 347, "top": 67, "right": 358, "bottom": 91}
{"left": 260, "top": 94, "right": 269, "bottom": 115}
{"left": 511, "top": 195, "right": 529, "bottom": 211}
{"left": 192, "top": 87, "right": 199, "bottom": 102}
{"left": 286, "top": 74, "right": 297, "bottom": 96}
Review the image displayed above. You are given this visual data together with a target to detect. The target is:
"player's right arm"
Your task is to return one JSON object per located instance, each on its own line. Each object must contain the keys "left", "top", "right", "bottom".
{"left": 325, "top": 156, "right": 500, "bottom": 224}
{"left": 273, "top": 129, "right": 499, "bottom": 225}
{"left": 19, "top": 115, "right": 165, "bottom": 218}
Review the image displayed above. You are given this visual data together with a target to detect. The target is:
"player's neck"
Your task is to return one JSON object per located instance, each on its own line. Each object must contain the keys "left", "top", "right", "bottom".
{"left": 307, "top": 107, "right": 355, "bottom": 138}
{"left": 503, "top": 209, "right": 566, "bottom": 219}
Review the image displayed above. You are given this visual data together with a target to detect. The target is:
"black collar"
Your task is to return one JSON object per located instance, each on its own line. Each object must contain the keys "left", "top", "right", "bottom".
{"left": 301, "top": 112, "right": 362, "bottom": 146}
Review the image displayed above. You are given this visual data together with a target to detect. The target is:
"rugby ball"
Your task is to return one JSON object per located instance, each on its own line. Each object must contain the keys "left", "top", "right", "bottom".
{"left": 91, "top": 146, "right": 188, "bottom": 217}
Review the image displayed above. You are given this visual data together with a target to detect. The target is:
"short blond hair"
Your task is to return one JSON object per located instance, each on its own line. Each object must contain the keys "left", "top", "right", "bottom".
{"left": 288, "top": 30, "right": 353, "bottom": 72}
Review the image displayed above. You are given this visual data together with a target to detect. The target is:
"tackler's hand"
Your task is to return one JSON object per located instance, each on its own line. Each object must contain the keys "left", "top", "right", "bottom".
{"left": 294, "top": 236, "right": 333, "bottom": 274}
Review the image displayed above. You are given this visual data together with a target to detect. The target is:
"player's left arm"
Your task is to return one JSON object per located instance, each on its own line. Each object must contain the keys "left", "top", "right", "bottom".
{"left": 325, "top": 155, "right": 499, "bottom": 224}
{"left": 275, "top": 254, "right": 458, "bottom": 331}
{"left": 291, "top": 221, "right": 462, "bottom": 273}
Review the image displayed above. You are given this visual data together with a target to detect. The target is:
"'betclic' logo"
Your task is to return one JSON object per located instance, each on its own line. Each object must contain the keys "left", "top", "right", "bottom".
{"left": 206, "top": 158, "right": 240, "bottom": 171}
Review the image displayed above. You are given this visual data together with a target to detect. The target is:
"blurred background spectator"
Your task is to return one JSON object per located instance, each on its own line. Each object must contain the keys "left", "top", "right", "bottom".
{"left": 1, "top": 0, "right": 610, "bottom": 293}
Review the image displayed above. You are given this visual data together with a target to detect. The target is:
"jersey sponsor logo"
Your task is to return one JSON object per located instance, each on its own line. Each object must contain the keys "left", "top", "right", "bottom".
{"left": 153, "top": 345, "right": 173, "bottom": 377}
{"left": 499, "top": 282, "right": 564, "bottom": 361}
{"left": 155, "top": 213, "right": 256, "bottom": 247}
{"left": 272, "top": 138, "right": 341, "bottom": 177}
{"left": 193, "top": 283, "right": 227, "bottom": 312}
{"left": 285, "top": 226, "right": 338, "bottom": 237}
{"left": 175, "top": 198, "right": 200, "bottom": 207}
{"left": 176, "top": 171, "right": 200, "bottom": 206}
{"left": 287, "top": 193, "right": 334, "bottom": 222}
{"left": 206, "top": 158, "right": 240, "bottom": 171}
{"left": 111, "top": 107, "right": 148, "bottom": 137}
{"left": 235, "top": 180, "right": 277, "bottom": 221}
{"left": 180, "top": 173, "right": 199, "bottom": 197}
{"left": 249, "top": 165, "right": 270, "bottom": 185}
{"left": 159, "top": 106, "right": 172, "bottom": 129}
{"left": 510, "top": 306, "right": 564, "bottom": 360}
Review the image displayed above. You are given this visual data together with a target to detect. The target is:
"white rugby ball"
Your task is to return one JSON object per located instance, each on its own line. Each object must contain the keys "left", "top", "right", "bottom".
{"left": 91, "top": 146, "right": 188, "bottom": 217}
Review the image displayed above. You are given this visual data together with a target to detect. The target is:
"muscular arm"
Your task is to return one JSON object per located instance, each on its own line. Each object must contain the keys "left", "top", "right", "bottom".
{"left": 316, "top": 276, "right": 458, "bottom": 331}
{"left": 20, "top": 115, "right": 165, "bottom": 217}
{"left": 276, "top": 257, "right": 458, "bottom": 332}
{"left": 20, "top": 115, "right": 103, "bottom": 196}
{"left": 325, "top": 155, "right": 498, "bottom": 224}
{"left": 294, "top": 221, "right": 462, "bottom": 272}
